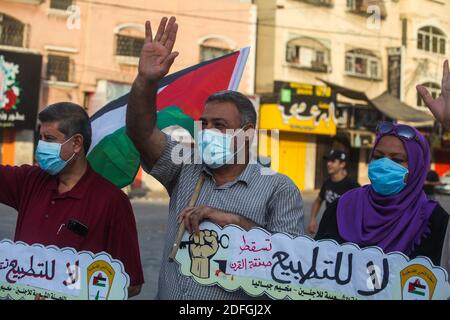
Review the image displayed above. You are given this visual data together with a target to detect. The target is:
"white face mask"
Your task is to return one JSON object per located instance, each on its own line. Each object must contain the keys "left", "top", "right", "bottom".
{"left": 196, "top": 128, "right": 246, "bottom": 169}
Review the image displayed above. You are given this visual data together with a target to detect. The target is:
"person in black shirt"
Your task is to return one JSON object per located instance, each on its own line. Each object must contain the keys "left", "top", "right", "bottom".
{"left": 315, "top": 122, "right": 450, "bottom": 276}
{"left": 307, "top": 150, "right": 360, "bottom": 235}
{"left": 424, "top": 169, "right": 443, "bottom": 200}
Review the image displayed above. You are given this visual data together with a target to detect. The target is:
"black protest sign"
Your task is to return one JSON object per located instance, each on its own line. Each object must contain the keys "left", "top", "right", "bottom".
{"left": 0, "top": 50, "right": 42, "bottom": 130}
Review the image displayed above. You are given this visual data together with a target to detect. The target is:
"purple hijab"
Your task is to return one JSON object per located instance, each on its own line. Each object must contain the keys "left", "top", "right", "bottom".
{"left": 336, "top": 124, "right": 438, "bottom": 255}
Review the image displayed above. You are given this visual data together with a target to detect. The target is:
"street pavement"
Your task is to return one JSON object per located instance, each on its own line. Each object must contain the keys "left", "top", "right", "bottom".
{"left": 1, "top": 191, "right": 450, "bottom": 299}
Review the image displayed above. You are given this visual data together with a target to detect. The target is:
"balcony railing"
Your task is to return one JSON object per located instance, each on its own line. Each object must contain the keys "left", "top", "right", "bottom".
{"left": 311, "top": 60, "right": 329, "bottom": 72}
{"left": 3, "top": 0, "right": 44, "bottom": 4}
{"left": 49, "top": 0, "right": 73, "bottom": 11}
{"left": 297, "top": 0, "right": 334, "bottom": 7}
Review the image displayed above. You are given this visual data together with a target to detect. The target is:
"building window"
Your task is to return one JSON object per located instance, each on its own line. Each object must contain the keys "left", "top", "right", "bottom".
{"left": 417, "top": 82, "right": 440, "bottom": 108}
{"left": 199, "top": 38, "right": 233, "bottom": 62}
{"left": 200, "top": 46, "right": 232, "bottom": 62}
{"left": 370, "top": 60, "right": 378, "bottom": 78}
{"left": 114, "top": 24, "right": 145, "bottom": 65}
{"left": 0, "top": 13, "right": 25, "bottom": 47}
{"left": 345, "top": 49, "right": 381, "bottom": 80}
{"left": 286, "top": 37, "right": 330, "bottom": 72}
{"left": 346, "top": 0, "right": 360, "bottom": 10}
{"left": 116, "top": 35, "right": 144, "bottom": 57}
{"left": 346, "top": 0, "right": 387, "bottom": 19}
{"left": 47, "top": 55, "right": 71, "bottom": 82}
{"left": 347, "top": 0, "right": 354, "bottom": 10}
{"left": 417, "top": 26, "right": 446, "bottom": 54}
{"left": 50, "top": 0, "right": 73, "bottom": 11}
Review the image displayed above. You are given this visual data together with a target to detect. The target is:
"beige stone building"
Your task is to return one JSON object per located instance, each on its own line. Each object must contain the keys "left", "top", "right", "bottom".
{"left": 255, "top": 0, "right": 450, "bottom": 189}
{"left": 0, "top": 0, "right": 256, "bottom": 193}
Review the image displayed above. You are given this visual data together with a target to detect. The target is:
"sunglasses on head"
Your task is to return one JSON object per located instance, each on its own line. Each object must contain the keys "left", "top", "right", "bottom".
{"left": 376, "top": 121, "right": 418, "bottom": 141}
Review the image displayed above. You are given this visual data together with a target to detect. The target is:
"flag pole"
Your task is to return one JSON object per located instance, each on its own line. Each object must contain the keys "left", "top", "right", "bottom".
{"left": 168, "top": 174, "right": 205, "bottom": 262}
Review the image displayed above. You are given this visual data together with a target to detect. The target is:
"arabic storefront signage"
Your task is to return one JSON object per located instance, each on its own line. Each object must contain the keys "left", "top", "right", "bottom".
{"left": 175, "top": 222, "right": 450, "bottom": 300}
{"left": 0, "top": 240, "right": 129, "bottom": 300}
{"left": 259, "top": 82, "right": 337, "bottom": 135}
{"left": 0, "top": 50, "right": 42, "bottom": 130}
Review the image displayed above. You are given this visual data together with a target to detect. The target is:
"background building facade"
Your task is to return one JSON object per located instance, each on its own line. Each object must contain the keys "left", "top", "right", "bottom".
{"left": 0, "top": 0, "right": 256, "bottom": 193}
{"left": 2, "top": 0, "right": 450, "bottom": 193}
{"left": 255, "top": 0, "right": 449, "bottom": 190}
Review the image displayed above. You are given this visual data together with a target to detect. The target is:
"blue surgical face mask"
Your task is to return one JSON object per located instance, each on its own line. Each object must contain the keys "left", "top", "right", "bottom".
{"left": 196, "top": 129, "right": 245, "bottom": 169}
{"left": 368, "top": 157, "right": 409, "bottom": 196}
{"left": 35, "top": 137, "right": 76, "bottom": 175}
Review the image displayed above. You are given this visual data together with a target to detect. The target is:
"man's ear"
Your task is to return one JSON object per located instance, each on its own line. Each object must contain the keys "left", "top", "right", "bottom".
{"left": 73, "top": 134, "right": 84, "bottom": 154}
{"left": 243, "top": 124, "right": 255, "bottom": 141}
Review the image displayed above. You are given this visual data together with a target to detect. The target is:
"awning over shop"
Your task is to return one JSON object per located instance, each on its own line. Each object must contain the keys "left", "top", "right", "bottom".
{"left": 317, "top": 78, "right": 434, "bottom": 124}
{"left": 318, "top": 79, "right": 370, "bottom": 102}
{"left": 371, "top": 91, "right": 434, "bottom": 123}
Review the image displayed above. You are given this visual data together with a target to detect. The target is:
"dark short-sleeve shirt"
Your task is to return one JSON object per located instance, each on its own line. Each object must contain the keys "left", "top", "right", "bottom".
{"left": 143, "top": 134, "right": 304, "bottom": 299}
{"left": 424, "top": 170, "right": 440, "bottom": 195}
{"left": 319, "top": 176, "right": 360, "bottom": 208}
{"left": 0, "top": 164, "right": 144, "bottom": 286}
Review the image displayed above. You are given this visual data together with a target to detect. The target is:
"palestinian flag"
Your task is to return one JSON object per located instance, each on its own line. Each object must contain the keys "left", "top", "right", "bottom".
{"left": 87, "top": 47, "right": 250, "bottom": 188}
{"left": 408, "top": 279, "right": 427, "bottom": 297}
{"left": 93, "top": 273, "right": 107, "bottom": 287}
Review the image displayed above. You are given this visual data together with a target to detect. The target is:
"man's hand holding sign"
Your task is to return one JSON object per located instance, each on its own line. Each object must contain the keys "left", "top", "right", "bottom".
{"left": 178, "top": 206, "right": 258, "bottom": 235}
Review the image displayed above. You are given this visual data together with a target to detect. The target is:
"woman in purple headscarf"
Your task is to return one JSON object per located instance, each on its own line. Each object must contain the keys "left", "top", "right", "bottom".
{"left": 315, "top": 121, "right": 450, "bottom": 271}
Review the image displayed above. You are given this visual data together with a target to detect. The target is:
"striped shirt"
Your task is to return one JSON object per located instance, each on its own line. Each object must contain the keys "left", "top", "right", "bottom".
{"left": 143, "top": 134, "right": 304, "bottom": 300}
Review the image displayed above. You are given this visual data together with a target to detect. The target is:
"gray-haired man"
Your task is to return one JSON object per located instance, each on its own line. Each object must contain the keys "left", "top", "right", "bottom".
{"left": 126, "top": 16, "right": 304, "bottom": 299}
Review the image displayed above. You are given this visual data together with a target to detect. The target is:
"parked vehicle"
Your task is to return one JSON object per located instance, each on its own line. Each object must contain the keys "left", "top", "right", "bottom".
{"left": 435, "top": 171, "right": 450, "bottom": 195}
